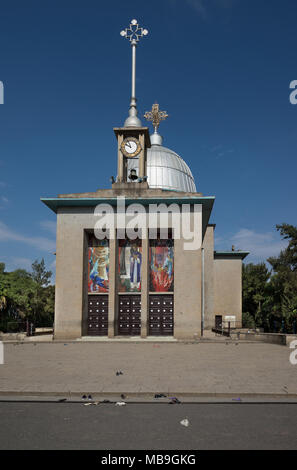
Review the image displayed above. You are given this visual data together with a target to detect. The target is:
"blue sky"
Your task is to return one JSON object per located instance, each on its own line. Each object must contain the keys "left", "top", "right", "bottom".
{"left": 0, "top": 0, "right": 296, "bottom": 277}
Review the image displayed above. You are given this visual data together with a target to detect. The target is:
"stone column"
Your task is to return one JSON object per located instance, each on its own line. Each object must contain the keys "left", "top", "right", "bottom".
{"left": 141, "top": 229, "right": 149, "bottom": 338}
{"left": 138, "top": 133, "right": 145, "bottom": 178}
{"left": 117, "top": 134, "right": 124, "bottom": 182}
{"left": 108, "top": 230, "right": 116, "bottom": 337}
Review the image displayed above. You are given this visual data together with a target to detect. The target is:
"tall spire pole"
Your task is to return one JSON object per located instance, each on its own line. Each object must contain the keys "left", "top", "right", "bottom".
{"left": 120, "top": 19, "right": 148, "bottom": 127}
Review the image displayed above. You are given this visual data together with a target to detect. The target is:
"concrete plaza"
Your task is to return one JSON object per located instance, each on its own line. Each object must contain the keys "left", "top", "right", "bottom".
{"left": 0, "top": 340, "right": 296, "bottom": 398}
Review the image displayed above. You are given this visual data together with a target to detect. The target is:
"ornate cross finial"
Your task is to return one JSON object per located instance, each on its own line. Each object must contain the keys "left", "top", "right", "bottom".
{"left": 120, "top": 19, "right": 148, "bottom": 45}
{"left": 120, "top": 19, "right": 149, "bottom": 127}
{"left": 144, "top": 103, "right": 168, "bottom": 133}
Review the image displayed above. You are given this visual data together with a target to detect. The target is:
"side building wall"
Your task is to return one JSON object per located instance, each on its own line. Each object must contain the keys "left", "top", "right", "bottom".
{"left": 213, "top": 256, "right": 243, "bottom": 328}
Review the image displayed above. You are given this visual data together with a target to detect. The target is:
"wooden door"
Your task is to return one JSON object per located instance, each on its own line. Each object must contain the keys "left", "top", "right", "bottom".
{"left": 118, "top": 295, "right": 141, "bottom": 336}
{"left": 87, "top": 295, "right": 108, "bottom": 336}
{"left": 149, "top": 295, "right": 174, "bottom": 336}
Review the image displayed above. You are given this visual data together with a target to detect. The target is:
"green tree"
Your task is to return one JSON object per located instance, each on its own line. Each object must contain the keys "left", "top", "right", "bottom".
{"left": 268, "top": 224, "right": 297, "bottom": 331}
{"left": 31, "top": 258, "right": 52, "bottom": 287}
{"left": 29, "top": 259, "right": 53, "bottom": 325}
{"left": 0, "top": 266, "right": 36, "bottom": 331}
{"left": 0, "top": 260, "right": 54, "bottom": 331}
{"left": 242, "top": 263, "right": 270, "bottom": 328}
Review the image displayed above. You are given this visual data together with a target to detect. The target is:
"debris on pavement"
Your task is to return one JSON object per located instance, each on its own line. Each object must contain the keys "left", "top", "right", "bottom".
{"left": 101, "top": 399, "right": 112, "bottom": 403}
{"left": 180, "top": 419, "right": 189, "bottom": 427}
{"left": 169, "top": 397, "right": 181, "bottom": 404}
{"left": 154, "top": 394, "right": 167, "bottom": 399}
{"left": 115, "top": 401, "right": 126, "bottom": 406}
{"left": 232, "top": 397, "right": 242, "bottom": 402}
{"left": 58, "top": 398, "right": 67, "bottom": 402}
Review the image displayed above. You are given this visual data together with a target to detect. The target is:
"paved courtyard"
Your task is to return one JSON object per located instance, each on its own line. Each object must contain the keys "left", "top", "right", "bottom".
{"left": 0, "top": 341, "right": 296, "bottom": 397}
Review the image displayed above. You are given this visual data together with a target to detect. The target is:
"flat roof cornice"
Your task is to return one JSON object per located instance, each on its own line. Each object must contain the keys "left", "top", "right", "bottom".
{"left": 41, "top": 196, "right": 215, "bottom": 213}
{"left": 41, "top": 195, "right": 215, "bottom": 239}
{"left": 214, "top": 251, "right": 250, "bottom": 260}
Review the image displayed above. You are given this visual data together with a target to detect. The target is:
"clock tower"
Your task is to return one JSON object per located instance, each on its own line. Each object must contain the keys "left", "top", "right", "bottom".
{"left": 113, "top": 19, "right": 151, "bottom": 185}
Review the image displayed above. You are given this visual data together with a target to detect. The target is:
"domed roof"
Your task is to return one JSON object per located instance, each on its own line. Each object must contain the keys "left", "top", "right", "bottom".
{"left": 127, "top": 133, "right": 197, "bottom": 193}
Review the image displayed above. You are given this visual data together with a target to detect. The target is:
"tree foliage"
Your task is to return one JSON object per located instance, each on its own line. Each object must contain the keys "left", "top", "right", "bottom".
{"left": 0, "top": 259, "right": 54, "bottom": 332}
{"left": 243, "top": 223, "right": 297, "bottom": 332}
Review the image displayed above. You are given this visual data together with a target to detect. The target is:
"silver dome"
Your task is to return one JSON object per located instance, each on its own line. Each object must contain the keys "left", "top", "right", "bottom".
{"left": 128, "top": 133, "right": 197, "bottom": 193}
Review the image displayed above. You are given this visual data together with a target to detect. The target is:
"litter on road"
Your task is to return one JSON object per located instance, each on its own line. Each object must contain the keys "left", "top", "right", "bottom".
{"left": 180, "top": 419, "right": 189, "bottom": 427}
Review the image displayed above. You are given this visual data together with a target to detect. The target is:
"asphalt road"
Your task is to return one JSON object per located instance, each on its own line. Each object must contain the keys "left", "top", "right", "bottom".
{"left": 0, "top": 402, "right": 296, "bottom": 450}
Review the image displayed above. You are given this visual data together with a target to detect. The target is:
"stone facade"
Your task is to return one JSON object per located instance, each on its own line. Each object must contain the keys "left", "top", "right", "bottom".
{"left": 42, "top": 185, "right": 248, "bottom": 340}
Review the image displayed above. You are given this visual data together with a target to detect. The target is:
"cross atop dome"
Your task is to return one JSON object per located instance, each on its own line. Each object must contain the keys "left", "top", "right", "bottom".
{"left": 144, "top": 103, "right": 168, "bottom": 134}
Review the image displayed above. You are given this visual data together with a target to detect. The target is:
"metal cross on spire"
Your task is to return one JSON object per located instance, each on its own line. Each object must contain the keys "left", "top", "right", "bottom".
{"left": 120, "top": 19, "right": 148, "bottom": 127}
{"left": 144, "top": 103, "right": 168, "bottom": 133}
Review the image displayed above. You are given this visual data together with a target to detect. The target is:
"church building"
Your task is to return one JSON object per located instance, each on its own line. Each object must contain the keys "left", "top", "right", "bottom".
{"left": 41, "top": 20, "right": 248, "bottom": 340}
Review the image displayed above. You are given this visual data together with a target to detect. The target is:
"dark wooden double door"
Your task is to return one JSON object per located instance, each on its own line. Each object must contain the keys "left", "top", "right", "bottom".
{"left": 87, "top": 293, "right": 174, "bottom": 336}
{"left": 118, "top": 295, "right": 141, "bottom": 336}
{"left": 87, "top": 295, "right": 108, "bottom": 336}
{"left": 149, "top": 295, "right": 174, "bottom": 336}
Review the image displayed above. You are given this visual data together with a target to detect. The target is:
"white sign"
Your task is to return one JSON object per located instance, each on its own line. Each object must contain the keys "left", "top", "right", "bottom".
{"left": 224, "top": 316, "right": 236, "bottom": 327}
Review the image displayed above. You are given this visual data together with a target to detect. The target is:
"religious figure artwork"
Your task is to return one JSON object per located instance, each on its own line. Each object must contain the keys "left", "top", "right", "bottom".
{"left": 88, "top": 241, "right": 109, "bottom": 293}
{"left": 118, "top": 239, "right": 142, "bottom": 292}
{"left": 150, "top": 239, "right": 174, "bottom": 292}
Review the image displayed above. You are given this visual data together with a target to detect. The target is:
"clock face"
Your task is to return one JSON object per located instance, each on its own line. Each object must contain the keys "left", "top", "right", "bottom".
{"left": 121, "top": 137, "right": 142, "bottom": 158}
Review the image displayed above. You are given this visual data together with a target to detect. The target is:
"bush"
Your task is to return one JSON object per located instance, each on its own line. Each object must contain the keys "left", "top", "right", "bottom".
{"left": 242, "top": 312, "right": 256, "bottom": 329}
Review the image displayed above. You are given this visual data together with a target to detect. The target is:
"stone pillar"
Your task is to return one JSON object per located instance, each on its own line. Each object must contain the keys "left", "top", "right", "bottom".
{"left": 54, "top": 211, "right": 84, "bottom": 340}
{"left": 141, "top": 230, "right": 149, "bottom": 338}
{"left": 138, "top": 133, "right": 146, "bottom": 178}
{"left": 108, "top": 231, "right": 116, "bottom": 337}
{"left": 202, "top": 225, "right": 214, "bottom": 330}
{"left": 81, "top": 231, "right": 89, "bottom": 336}
{"left": 117, "top": 134, "right": 124, "bottom": 182}
{"left": 174, "top": 239, "right": 202, "bottom": 339}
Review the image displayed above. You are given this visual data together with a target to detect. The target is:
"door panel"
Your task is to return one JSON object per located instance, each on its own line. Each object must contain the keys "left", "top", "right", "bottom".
{"left": 149, "top": 295, "right": 174, "bottom": 336}
{"left": 118, "top": 295, "right": 141, "bottom": 336}
{"left": 88, "top": 295, "right": 108, "bottom": 336}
